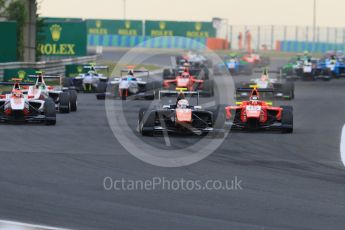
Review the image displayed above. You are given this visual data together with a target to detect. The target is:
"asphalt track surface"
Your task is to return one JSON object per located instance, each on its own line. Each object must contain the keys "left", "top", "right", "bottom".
{"left": 1, "top": 49, "right": 345, "bottom": 230}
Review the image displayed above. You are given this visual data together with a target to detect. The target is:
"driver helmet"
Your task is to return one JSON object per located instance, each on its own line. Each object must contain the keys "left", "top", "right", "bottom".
{"left": 181, "top": 72, "right": 190, "bottom": 78}
{"left": 128, "top": 69, "right": 134, "bottom": 76}
{"left": 183, "top": 62, "right": 190, "bottom": 68}
{"left": 13, "top": 89, "right": 22, "bottom": 98}
{"left": 177, "top": 99, "right": 189, "bottom": 109}
{"left": 250, "top": 95, "right": 259, "bottom": 104}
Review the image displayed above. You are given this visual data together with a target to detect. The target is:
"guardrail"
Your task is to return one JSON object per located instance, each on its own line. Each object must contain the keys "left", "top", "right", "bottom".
{"left": 0, "top": 55, "right": 99, "bottom": 79}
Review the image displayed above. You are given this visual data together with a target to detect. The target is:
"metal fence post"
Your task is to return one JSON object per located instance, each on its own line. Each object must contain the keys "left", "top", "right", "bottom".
{"left": 271, "top": 25, "right": 274, "bottom": 50}
{"left": 283, "top": 26, "right": 287, "bottom": 41}
{"left": 257, "top": 25, "right": 260, "bottom": 50}
{"left": 326, "top": 27, "right": 330, "bottom": 44}
{"left": 230, "top": 25, "right": 233, "bottom": 49}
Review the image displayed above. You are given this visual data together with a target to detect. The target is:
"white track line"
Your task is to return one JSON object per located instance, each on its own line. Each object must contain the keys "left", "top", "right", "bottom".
{"left": 340, "top": 125, "right": 345, "bottom": 167}
{"left": 0, "top": 219, "right": 72, "bottom": 230}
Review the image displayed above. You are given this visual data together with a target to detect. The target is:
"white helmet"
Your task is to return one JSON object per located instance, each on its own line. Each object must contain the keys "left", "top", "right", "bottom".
{"left": 177, "top": 99, "right": 189, "bottom": 109}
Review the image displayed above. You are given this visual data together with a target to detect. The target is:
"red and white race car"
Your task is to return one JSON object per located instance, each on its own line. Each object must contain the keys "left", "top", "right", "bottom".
{"left": 242, "top": 52, "right": 270, "bottom": 68}
{"left": 163, "top": 69, "right": 214, "bottom": 96}
{"left": 0, "top": 79, "right": 56, "bottom": 125}
{"left": 225, "top": 88, "right": 293, "bottom": 133}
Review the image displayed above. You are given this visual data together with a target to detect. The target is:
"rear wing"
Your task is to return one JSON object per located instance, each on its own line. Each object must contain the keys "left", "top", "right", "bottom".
{"left": 83, "top": 65, "right": 109, "bottom": 70}
{"left": 0, "top": 78, "right": 35, "bottom": 86}
{"left": 121, "top": 69, "right": 150, "bottom": 79}
{"left": 159, "top": 89, "right": 200, "bottom": 105}
{"left": 236, "top": 87, "right": 275, "bottom": 101}
{"left": 27, "top": 74, "right": 63, "bottom": 85}
{"left": 0, "top": 82, "right": 35, "bottom": 86}
{"left": 254, "top": 69, "right": 284, "bottom": 79}
{"left": 84, "top": 65, "right": 109, "bottom": 74}
{"left": 236, "top": 87, "right": 274, "bottom": 93}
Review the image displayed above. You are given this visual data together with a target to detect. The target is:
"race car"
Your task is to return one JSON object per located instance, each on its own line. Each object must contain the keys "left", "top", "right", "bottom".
{"left": 295, "top": 58, "right": 331, "bottom": 81}
{"left": 214, "top": 53, "right": 253, "bottom": 76}
{"left": 281, "top": 56, "right": 302, "bottom": 77}
{"left": 63, "top": 63, "right": 109, "bottom": 92}
{"left": 225, "top": 88, "right": 293, "bottom": 133}
{"left": 163, "top": 68, "right": 214, "bottom": 96}
{"left": 316, "top": 55, "right": 345, "bottom": 78}
{"left": 236, "top": 69, "right": 294, "bottom": 100}
{"left": 241, "top": 51, "right": 270, "bottom": 68}
{"left": 163, "top": 54, "right": 211, "bottom": 80}
{"left": 176, "top": 51, "right": 213, "bottom": 68}
{"left": 96, "top": 68, "right": 161, "bottom": 100}
{"left": 27, "top": 72, "right": 77, "bottom": 113}
{"left": 281, "top": 53, "right": 331, "bottom": 81}
{"left": 0, "top": 79, "right": 56, "bottom": 125}
{"left": 138, "top": 90, "right": 224, "bottom": 136}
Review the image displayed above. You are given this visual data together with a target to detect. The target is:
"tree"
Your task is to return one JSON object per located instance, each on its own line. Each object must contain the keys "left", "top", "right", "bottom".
{"left": 6, "top": 0, "right": 27, "bottom": 60}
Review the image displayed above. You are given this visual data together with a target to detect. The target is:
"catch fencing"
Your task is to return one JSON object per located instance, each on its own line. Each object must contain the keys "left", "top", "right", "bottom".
{"left": 229, "top": 25, "right": 345, "bottom": 52}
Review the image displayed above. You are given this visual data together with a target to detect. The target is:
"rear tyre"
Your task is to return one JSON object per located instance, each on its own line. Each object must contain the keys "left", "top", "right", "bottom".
{"left": 138, "top": 108, "right": 154, "bottom": 136}
{"left": 44, "top": 98, "right": 56, "bottom": 125}
{"left": 69, "top": 90, "right": 77, "bottom": 112}
{"left": 282, "top": 82, "right": 294, "bottom": 100}
{"left": 163, "top": 69, "right": 172, "bottom": 80}
{"left": 210, "top": 105, "right": 226, "bottom": 130}
{"left": 121, "top": 89, "right": 127, "bottom": 100}
{"left": 62, "top": 78, "right": 72, "bottom": 87}
{"left": 59, "top": 92, "right": 70, "bottom": 113}
{"left": 281, "top": 106, "right": 293, "bottom": 133}
{"left": 96, "top": 81, "right": 107, "bottom": 93}
{"left": 203, "top": 80, "right": 214, "bottom": 97}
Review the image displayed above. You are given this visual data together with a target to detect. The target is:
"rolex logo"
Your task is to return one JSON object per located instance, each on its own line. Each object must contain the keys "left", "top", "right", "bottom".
{"left": 195, "top": 22, "right": 202, "bottom": 31}
{"left": 96, "top": 20, "right": 102, "bottom": 28}
{"left": 159, "top": 21, "right": 166, "bottom": 30}
{"left": 50, "top": 24, "right": 62, "bottom": 42}
{"left": 125, "top": 20, "right": 131, "bottom": 29}
{"left": 18, "top": 70, "right": 26, "bottom": 80}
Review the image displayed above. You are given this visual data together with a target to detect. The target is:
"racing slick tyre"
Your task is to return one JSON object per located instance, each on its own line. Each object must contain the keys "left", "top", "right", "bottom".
{"left": 138, "top": 108, "right": 154, "bottom": 136}
{"left": 163, "top": 69, "right": 173, "bottom": 80}
{"left": 69, "top": 90, "right": 77, "bottom": 112}
{"left": 59, "top": 92, "right": 70, "bottom": 113}
{"left": 204, "top": 67, "right": 211, "bottom": 80}
{"left": 62, "top": 78, "right": 72, "bottom": 87}
{"left": 96, "top": 81, "right": 107, "bottom": 93}
{"left": 281, "top": 106, "right": 293, "bottom": 133}
{"left": 120, "top": 89, "right": 127, "bottom": 101}
{"left": 210, "top": 105, "right": 226, "bottom": 127}
{"left": 203, "top": 80, "right": 214, "bottom": 97}
{"left": 96, "top": 93, "right": 106, "bottom": 100}
{"left": 282, "top": 82, "right": 294, "bottom": 100}
{"left": 44, "top": 98, "right": 56, "bottom": 125}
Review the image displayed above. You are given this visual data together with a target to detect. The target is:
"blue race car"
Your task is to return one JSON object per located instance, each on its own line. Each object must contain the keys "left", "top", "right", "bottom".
{"left": 214, "top": 54, "right": 253, "bottom": 76}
